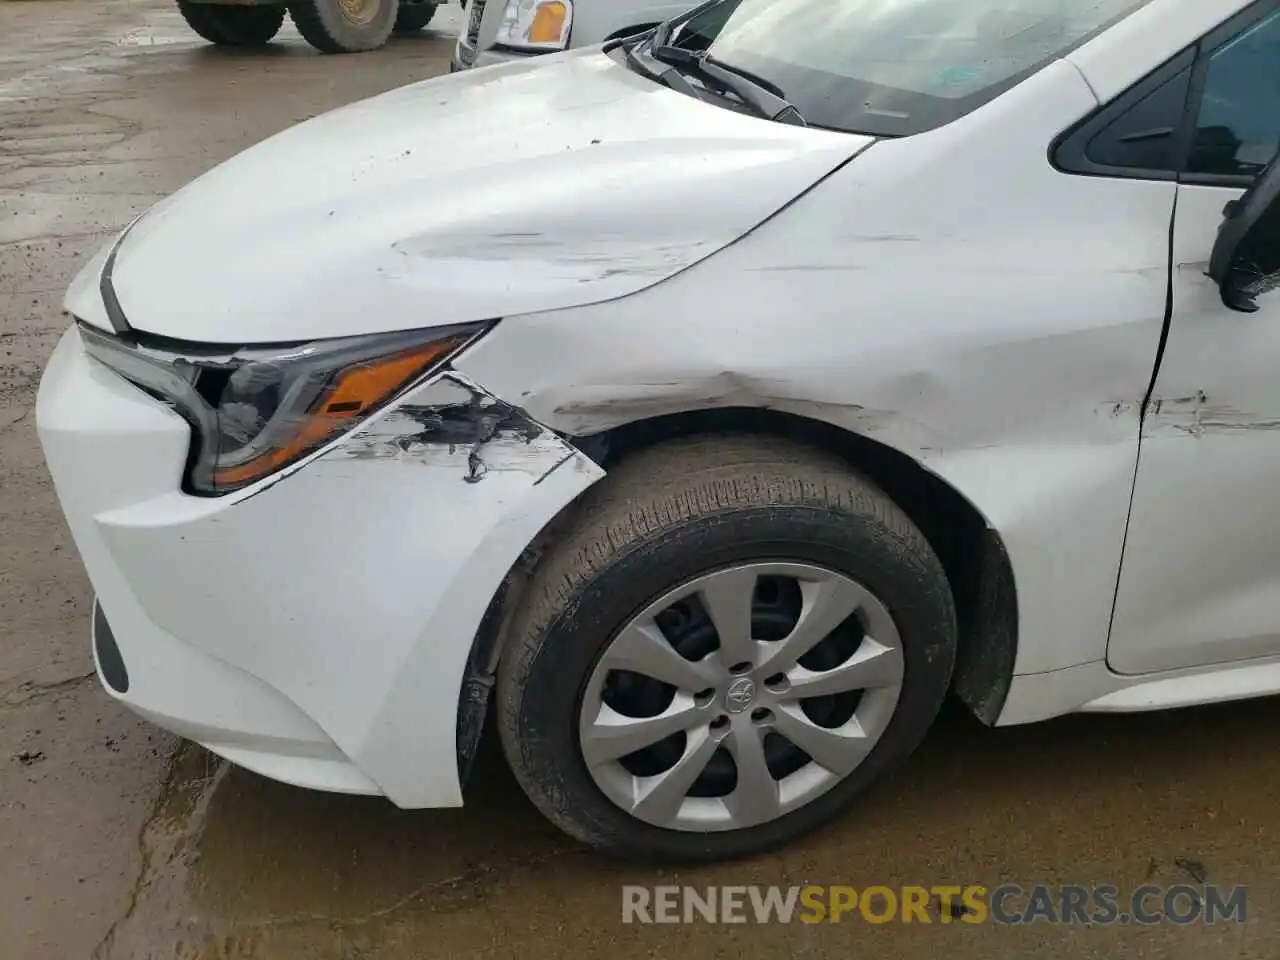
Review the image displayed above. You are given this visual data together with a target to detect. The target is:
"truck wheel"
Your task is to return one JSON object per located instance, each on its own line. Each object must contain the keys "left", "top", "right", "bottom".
{"left": 177, "top": 0, "right": 286, "bottom": 45}
{"left": 394, "top": 0, "right": 438, "bottom": 32}
{"left": 288, "top": 0, "right": 397, "bottom": 52}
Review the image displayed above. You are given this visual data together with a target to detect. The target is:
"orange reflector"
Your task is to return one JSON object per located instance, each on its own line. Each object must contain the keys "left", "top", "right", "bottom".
{"left": 212, "top": 337, "right": 463, "bottom": 488}
{"left": 528, "top": 1, "right": 567, "bottom": 43}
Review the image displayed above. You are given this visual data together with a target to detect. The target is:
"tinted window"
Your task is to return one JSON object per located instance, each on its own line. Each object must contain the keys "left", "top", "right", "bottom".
{"left": 1188, "top": 8, "right": 1280, "bottom": 178}
{"left": 666, "top": 0, "right": 1157, "bottom": 136}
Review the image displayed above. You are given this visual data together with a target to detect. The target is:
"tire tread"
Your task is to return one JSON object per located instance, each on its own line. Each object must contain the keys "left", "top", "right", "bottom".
{"left": 288, "top": 0, "right": 395, "bottom": 52}
{"left": 177, "top": 0, "right": 286, "bottom": 44}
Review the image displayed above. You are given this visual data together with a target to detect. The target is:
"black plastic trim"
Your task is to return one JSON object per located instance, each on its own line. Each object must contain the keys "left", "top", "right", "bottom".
{"left": 99, "top": 218, "right": 141, "bottom": 336}
{"left": 455, "top": 578, "right": 507, "bottom": 787}
{"left": 952, "top": 530, "right": 1019, "bottom": 726}
{"left": 1051, "top": 47, "right": 1197, "bottom": 182}
{"left": 93, "top": 600, "right": 130, "bottom": 694}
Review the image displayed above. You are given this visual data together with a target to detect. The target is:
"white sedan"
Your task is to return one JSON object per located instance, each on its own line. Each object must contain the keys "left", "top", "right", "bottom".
{"left": 36, "top": 0, "right": 1280, "bottom": 861}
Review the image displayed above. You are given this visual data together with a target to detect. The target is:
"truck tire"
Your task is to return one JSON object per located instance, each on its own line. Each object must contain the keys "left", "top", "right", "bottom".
{"left": 394, "top": 0, "right": 438, "bottom": 32}
{"left": 288, "top": 0, "right": 397, "bottom": 52}
{"left": 177, "top": 0, "right": 286, "bottom": 45}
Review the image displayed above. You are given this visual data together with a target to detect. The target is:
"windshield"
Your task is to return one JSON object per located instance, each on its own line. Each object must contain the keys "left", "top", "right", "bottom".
{"left": 659, "top": 0, "right": 1156, "bottom": 135}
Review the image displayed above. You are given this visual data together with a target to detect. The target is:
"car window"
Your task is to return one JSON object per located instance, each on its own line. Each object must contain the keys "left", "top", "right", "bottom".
{"left": 664, "top": 0, "right": 1157, "bottom": 136}
{"left": 1187, "top": 8, "right": 1280, "bottom": 178}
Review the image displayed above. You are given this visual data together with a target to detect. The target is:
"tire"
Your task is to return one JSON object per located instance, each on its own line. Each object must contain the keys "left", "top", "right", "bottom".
{"left": 177, "top": 0, "right": 286, "bottom": 45}
{"left": 496, "top": 434, "right": 957, "bottom": 862}
{"left": 393, "top": 0, "right": 438, "bottom": 32}
{"left": 287, "top": 0, "right": 396, "bottom": 52}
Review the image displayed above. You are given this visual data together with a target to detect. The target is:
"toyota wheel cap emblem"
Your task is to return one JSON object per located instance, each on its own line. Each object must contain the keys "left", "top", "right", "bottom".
{"left": 724, "top": 677, "right": 757, "bottom": 714}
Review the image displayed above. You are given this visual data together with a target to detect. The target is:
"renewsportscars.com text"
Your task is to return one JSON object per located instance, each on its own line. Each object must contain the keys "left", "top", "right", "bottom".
{"left": 622, "top": 884, "right": 1248, "bottom": 926}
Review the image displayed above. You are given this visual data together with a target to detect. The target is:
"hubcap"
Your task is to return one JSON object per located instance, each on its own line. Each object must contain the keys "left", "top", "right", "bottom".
{"left": 578, "top": 562, "right": 905, "bottom": 833}
{"left": 339, "top": 0, "right": 380, "bottom": 25}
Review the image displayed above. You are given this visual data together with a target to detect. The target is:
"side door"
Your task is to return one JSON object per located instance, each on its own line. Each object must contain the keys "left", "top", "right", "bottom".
{"left": 1108, "top": 0, "right": 1280, "bottom": 675}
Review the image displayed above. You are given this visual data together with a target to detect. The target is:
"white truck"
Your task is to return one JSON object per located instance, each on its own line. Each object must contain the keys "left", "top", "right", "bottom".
{"left": 174, "top": 0, "right": 459, "bottom": 53}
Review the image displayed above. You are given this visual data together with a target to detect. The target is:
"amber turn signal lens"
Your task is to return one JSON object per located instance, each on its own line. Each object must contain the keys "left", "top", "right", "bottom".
{"left": 528, "top": 1, "right": 567, "bottom": 43}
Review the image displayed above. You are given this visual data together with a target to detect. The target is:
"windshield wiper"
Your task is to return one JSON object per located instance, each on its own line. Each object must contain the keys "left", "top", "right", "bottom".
{"left": 650, "top": 16, "right": 673, "bottom": 48}
{"left": 649, "top": 44, "right": 806, "bottom": 127}
{"left": 602, "top": 23, "right": 658, "bottom": 53}
{"left": 620, "top": 39, "right": 704, "bottom": 100}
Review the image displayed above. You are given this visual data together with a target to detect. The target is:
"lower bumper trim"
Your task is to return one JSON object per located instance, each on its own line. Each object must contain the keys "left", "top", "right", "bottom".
{"left": 93, "top": 600, "right": 129, "bottom": 694}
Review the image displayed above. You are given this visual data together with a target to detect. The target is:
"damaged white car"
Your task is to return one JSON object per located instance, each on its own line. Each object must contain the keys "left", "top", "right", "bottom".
{"left": 36, "top": 0, "right": 1280, "bottom": 861}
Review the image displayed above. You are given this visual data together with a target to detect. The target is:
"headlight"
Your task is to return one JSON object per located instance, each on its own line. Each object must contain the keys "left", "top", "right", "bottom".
{"left": 78, "top": 321, "right": 487, "bottom": 496}
{"left": 496, "top": 0, "right": 572, "bottom": 50}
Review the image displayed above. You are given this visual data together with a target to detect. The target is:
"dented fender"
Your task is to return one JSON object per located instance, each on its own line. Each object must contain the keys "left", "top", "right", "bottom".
{"left": 454, "top": 61, "right": 1174, "bottom": 684}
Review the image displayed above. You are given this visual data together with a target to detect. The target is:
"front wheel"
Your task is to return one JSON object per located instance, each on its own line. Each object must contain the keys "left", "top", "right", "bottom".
{"left": 393, "top": 0, "right": 438, "bottom": 32}
{"left": 287, "top": 0, "right": 397, "bottom": 52}
{"left": 496, "top": 434, "right": 957, "bottom": 862}
{"left": 176, "top": 0, "right": 286, "bottom": 45}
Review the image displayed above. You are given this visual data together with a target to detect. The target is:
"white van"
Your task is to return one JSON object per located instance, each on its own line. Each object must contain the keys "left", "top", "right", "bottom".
{"left": 452, "top": 0, "right": 693, "bottom": 70}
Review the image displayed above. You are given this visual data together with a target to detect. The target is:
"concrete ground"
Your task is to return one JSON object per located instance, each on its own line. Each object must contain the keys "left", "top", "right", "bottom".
{"left": 1, "top": 2, "right": 1278, "bottom": 957}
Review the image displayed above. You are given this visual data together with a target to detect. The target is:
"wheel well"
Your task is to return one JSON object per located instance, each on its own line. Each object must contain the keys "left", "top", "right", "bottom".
{"left": 575, "top": 407, "right": 1018, "bottom": 727}
{"left": 456, "top": 406, "right": 1018, "bottom": 788}
{"left": 602, "top": 22, "right": 660, "bottom": 42}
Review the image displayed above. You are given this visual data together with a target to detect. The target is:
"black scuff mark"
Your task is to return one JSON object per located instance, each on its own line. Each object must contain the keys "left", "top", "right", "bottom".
{"left": 1172, "top": 415, "right": 1280, "bottom": 436}
{"left": 846, "top": 233, "right": 923, "bottom": 243}
{"left": 747, "top": 264, "right": 866, "bottom": 273}
{"left": 397, "top": 400, "right": 541, "bottom": 483}
{"left": 1146, "top": 390, "right": 1280, "bottom": 436}
{"left": 345, "top": 384, "right": 546, "bottom": 483}
{"left": 531, "top": 450, "right": 577, "bottom": 486}
{"left": 1103, "top": 400, "right": 1135, "bottom": 418}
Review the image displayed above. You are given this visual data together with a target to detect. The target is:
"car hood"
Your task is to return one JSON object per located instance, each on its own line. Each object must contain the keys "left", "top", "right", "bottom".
{"left": 66, "top": 49, "right": 873, "bottom": 344}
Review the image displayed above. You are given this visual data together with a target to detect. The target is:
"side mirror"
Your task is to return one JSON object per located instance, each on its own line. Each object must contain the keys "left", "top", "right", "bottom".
{"left": 1208, "top": 154, "right": 1280, "bottom": 314}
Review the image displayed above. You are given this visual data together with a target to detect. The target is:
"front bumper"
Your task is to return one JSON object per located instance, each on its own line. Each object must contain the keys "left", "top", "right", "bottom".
{"left": 451, "top": 37, "right": 541, "bottom": 71}
{"left": 37, "top": 325, "right": 603, "bottom": 807}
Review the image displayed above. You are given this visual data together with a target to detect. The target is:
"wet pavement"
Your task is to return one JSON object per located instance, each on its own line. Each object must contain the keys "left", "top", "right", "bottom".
{"left": 1, "top": 2, "right": 1278, "bottom": 957}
